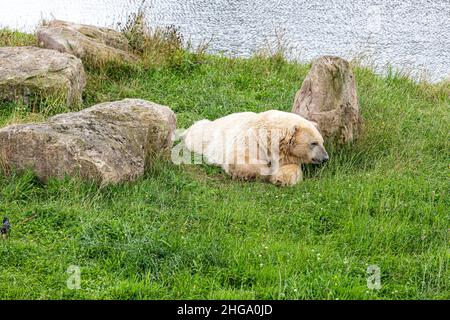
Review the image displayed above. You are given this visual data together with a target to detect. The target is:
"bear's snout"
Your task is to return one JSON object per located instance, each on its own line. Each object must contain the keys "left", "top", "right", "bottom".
{"left": 312, "top": 147, "right": 329, "bottom": 164}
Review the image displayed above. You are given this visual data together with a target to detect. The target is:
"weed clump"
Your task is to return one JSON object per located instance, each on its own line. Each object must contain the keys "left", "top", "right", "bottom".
{"left": 254, "top": 28, "right": 291, "bottom": 72}
{"left": 119, "top": 7, "right": 208, "bottom": 73}
{"left": 0, "top": 29, "right": 36, "bottom": 47}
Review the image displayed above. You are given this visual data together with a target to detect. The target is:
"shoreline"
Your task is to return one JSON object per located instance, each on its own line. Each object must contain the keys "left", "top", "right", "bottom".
{"left": 1, "top": 27, "right": 449, "bottom": 87}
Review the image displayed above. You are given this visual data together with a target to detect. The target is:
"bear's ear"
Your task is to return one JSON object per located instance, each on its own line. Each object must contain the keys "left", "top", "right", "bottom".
{"left": 310, "top": 121, "right": 318, "bottom": 128}
{"left": 285, "top": 124, "right": 299, "bottom": 135}
{"left": 282, "top": 125, "right": 300, "bottom": 146}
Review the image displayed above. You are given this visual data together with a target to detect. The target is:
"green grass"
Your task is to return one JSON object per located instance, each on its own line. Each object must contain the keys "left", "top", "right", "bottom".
{"left": 0, "top": 29, "right": 36, "bottom": 47}
{"left": 0, "top": 29, "right": 449, "bottom": 300}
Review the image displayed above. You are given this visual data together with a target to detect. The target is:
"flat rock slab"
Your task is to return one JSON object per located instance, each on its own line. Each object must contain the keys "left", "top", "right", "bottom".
{"left": 0, "top": 99, "right": 176, "bottom": 184}
{"left": 0, "top": 46, "right": 85, "bottom": 108}
{"left": 37, "top": 20, "right": 138, "bottom": 66}
{"left": 292, "top": 56, "right": 362, "bottom": 144}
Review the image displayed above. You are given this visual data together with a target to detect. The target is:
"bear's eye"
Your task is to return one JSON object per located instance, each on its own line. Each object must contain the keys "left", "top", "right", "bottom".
{"left": 311, "top": 142, "right": 319, "bottom": 147}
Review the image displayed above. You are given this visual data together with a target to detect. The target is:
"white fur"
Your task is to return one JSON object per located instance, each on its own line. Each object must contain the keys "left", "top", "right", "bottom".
{"left": 182, "top": 110, "right": 323, "bottom": 185}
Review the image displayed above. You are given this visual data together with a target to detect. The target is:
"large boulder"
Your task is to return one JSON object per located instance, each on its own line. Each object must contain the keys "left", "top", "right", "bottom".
{"left": 0, "top": 99, "right": 176, "bottom": 184}
{"left": 36, "top": 20, "right": 138, "bottom": 66}
{"left": 292, "top": 56, "right": 362, "bottom": 144}
{"left": 0, "top": 46, "right": 85, "bottom": 108}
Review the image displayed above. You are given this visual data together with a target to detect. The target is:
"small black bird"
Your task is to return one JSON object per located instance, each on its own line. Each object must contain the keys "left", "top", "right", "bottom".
{"left": 1, "top": 217, "right": 10, "bottom": 239}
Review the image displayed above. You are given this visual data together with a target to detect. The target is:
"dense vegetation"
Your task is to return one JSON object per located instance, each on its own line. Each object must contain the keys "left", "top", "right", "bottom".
{"left": 0, "top": 27, "right": 448, "bottom": 299}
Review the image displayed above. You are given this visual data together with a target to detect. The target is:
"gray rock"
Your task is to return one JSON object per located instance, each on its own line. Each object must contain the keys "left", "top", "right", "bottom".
{"left": 292, "top": 56, "right": 363, "bottom": 144}
{"left": 0, "top": 46, "right": 85, "bottom": 108}
{"left": 37, "top": 20, "right": 138, "bottom": 66}
{"left": 0, "top": 99, "right": 176, "bottom": 184}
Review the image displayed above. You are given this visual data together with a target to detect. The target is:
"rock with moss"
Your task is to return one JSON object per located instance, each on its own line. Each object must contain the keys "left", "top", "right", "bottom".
{"left": 0, "top": 46, "right": 85, "bottom": 109}
{"left": 292, "top": 56, "right": 362, "bottom": 144}
{"left": 36, "top": 20, "right": 138, "bottom": 66}
{"left": 0, "top": 99, "right": 176, "bottom": 184}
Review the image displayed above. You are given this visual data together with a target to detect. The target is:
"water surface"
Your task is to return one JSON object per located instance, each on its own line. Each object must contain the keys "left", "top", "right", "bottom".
{"left": 1, "top": 0, "right": 449, "bottom": 82}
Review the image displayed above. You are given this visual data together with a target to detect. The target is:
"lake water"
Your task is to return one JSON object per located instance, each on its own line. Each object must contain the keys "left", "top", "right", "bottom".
{"left": 1, "top": 0, "right": 449, "bottom": 82}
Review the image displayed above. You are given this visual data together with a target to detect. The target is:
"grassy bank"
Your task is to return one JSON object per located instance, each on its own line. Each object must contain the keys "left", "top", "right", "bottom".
{"left": 0, "top": 28, "right": 448, "bottom": 299}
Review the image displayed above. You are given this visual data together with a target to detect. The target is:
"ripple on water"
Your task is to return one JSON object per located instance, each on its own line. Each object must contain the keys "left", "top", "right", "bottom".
{"left": 0, "top": 0, "right": 448, "bottom": 82}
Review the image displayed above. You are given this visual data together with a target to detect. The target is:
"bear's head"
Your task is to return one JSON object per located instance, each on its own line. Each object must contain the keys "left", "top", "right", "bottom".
{"left": 285, "top": 121, "right": 329, "bottom": 165}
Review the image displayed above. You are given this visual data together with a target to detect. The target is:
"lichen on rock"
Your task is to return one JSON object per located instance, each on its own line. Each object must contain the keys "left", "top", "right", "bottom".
{"left": 292, "top": 56, "right": 363, "bottom": 144}
{"left": 37, "top": 20, "right": 139, "bottom": 66}
{"left": 0, "top": 46, "right": 85, "bottom": 110}
{"left": 0, "top": 99, "right": 176, "bottom": 184}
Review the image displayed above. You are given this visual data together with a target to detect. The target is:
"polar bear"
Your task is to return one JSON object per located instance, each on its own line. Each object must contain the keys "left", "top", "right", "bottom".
{"left": 182, "top": 110, "right": 329, "bottom": 186}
